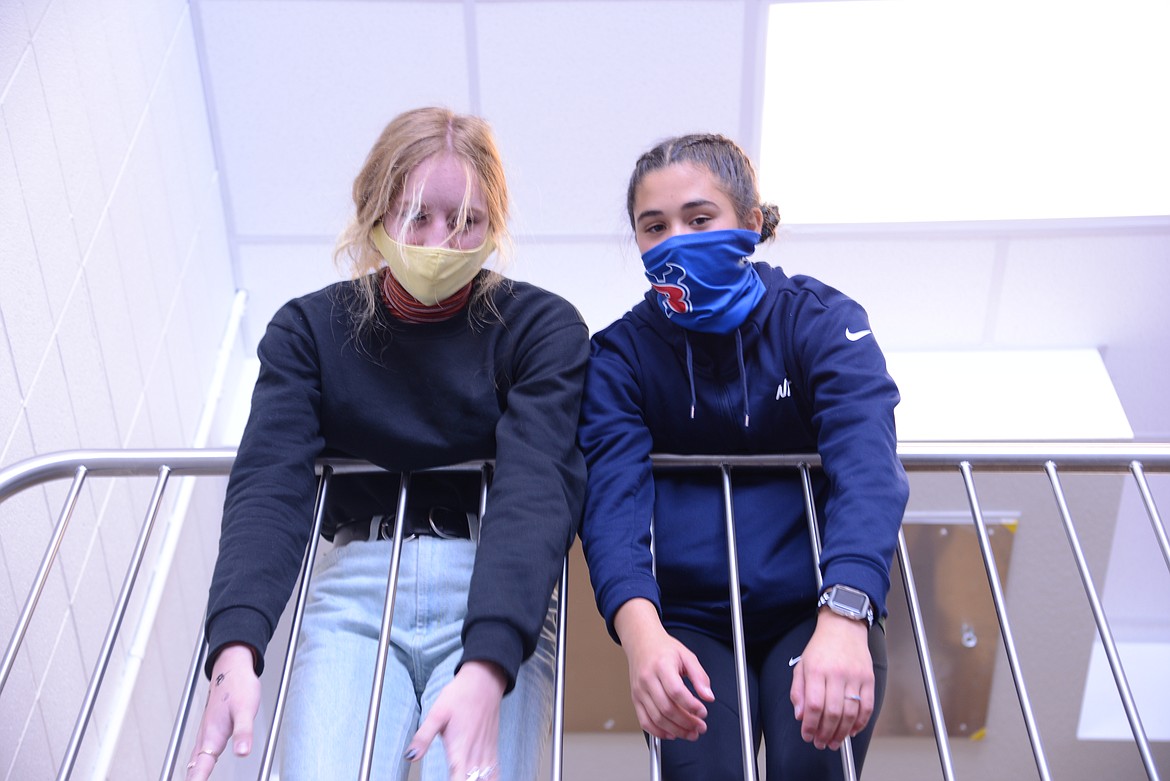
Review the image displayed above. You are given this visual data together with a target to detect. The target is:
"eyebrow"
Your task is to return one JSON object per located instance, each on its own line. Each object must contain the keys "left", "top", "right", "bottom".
{"left": 635, "top": 199, "right": 720, "bottom": 224}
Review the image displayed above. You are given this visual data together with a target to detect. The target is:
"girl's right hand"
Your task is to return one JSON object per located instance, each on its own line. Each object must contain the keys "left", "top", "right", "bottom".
{"left": 184, "top": 644, "right": 261, "bottom": 781}
{"left": 614, "top": 599, "right": 713, "bottom": 741}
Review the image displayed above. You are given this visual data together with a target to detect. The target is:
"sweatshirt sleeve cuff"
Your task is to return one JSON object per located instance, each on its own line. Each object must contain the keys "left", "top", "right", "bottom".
{"left": 601, "top": 581, "right": 662, "bottom": 645}
{"left": 205, "top": 607, "right": 272, "bottom": 678}
{"left": 460, "top": 620, "right": 526, "bottom": 694}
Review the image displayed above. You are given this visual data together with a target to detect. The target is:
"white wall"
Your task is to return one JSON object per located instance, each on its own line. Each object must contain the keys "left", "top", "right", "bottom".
{"left": 0, "top": 1, "right": 236, "bottom": 778}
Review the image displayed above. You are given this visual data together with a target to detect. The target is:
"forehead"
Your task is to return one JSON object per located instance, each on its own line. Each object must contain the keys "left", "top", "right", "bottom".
{"left": 633, "top": 162, "right": 732, "bottom": 212}
{"left": 401, "top": 153, "right": 485, "bottom": 206}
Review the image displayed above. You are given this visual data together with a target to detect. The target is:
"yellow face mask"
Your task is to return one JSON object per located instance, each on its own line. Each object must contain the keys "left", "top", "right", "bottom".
{"left": 371, "top": 222, "right": 495, "bottom": 305}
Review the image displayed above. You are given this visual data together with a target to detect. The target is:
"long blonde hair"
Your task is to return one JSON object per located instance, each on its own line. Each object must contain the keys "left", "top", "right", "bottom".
{"left": 335, "top": 107, "right": 512, "bottom": 329}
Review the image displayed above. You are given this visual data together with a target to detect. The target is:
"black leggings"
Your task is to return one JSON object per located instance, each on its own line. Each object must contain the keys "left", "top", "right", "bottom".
{"left": 658, "top": 615, "right": 887, "bottom": 781}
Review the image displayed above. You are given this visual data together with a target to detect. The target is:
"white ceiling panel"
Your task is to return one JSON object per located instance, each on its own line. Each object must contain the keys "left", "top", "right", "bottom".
{"left": 477, "top": 1, "right": 748, "bottom": 238}
{"left": 995, "top": 233, "right": 1170, "bottom": 347}
{"left": 995, "top": 230, "right": 1170, "bottom": 437}
{"left": 196, "top": 0, "right": 472, "bottom": 238}
{"left": 754, "top": 232, "right": 1000, "bottom": 349}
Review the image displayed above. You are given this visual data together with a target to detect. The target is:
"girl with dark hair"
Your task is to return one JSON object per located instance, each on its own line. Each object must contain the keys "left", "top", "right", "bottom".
{"left": 579, "top": 133, "right": 908, "bottom": 780}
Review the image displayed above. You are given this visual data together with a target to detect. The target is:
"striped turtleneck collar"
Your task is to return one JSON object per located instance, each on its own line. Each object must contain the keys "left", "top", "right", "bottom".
{"left": 380, "top": 268, "right": 473, "bottom": 323}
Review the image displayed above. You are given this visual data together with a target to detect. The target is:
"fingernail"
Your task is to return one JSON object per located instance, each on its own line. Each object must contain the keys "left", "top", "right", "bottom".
{"left": 236, "top": 743, "right": 249, "bottom": 755}
{"left": 403, "top": 748, "right": 418, "bottom": 761}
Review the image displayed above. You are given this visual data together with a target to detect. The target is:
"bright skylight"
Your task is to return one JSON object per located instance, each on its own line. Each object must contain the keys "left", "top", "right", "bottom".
{"left": 759, "top": 0, "right": 1170, "bottom": 224}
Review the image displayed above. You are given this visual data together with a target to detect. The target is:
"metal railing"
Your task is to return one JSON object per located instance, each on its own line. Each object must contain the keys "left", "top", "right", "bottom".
{"left": 1, "top": 443, "right": 1168, "bottom": 780}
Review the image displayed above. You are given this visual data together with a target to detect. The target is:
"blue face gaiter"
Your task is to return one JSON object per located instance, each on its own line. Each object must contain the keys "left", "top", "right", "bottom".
{"left": 641, "top": 229, "right": 765, "bottom": 334}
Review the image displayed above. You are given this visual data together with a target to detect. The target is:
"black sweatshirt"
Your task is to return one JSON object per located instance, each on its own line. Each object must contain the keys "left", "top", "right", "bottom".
{"left": 204, "top": 272, "right": 589, "bottom": 690}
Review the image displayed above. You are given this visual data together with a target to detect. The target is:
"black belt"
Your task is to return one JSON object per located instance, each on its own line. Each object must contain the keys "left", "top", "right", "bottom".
{"left": 333, "top": 506, "right": 476, "bottom": 546}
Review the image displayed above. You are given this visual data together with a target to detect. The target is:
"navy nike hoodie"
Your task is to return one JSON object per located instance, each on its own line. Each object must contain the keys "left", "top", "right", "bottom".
{"left": 578, "top": 262, "right": 909, "bottom": 642}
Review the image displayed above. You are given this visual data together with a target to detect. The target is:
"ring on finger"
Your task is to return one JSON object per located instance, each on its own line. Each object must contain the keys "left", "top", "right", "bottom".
{"left": 186, "top": 748, "right": 218, "bottom": 770}
{"left": 846, "top": 694, "right": 862, "bottom": 702}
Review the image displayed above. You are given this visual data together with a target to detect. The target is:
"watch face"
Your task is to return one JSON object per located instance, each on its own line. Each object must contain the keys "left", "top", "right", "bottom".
{"left": 833, "top": 587, "right": 869, "bottom": 613}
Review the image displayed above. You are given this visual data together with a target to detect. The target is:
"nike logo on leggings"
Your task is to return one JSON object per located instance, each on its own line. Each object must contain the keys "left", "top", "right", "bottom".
{"left": 789, "top": 655, "right": 801, "bottom": 667}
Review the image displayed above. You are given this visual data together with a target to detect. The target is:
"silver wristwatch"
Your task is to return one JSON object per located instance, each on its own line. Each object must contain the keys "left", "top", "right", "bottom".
{"left": 817, "top": 584, "right": 874, "bottom": 628}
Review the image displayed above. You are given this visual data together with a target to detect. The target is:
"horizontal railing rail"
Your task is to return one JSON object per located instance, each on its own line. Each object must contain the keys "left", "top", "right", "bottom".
{"left": 1, "top": 443, "right": 1167, "bottom": 780}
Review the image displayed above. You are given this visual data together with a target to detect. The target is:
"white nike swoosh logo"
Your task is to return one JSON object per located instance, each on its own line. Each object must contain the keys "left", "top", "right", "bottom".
{"left": 845, "top": 328, "right": 872, "bottom": 342}
{"left": 789, "top": 656, "right": 801, "bottom": 667}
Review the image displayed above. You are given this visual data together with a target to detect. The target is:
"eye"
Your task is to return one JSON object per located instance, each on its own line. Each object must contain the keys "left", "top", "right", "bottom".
{"left": 690, "top": 215, "right": 713, "bottom": 228}
{"left": 452, "top": 214, "right": 478, "bottom": 234}
{"left": 642, "top": 223, "right": 665, "bottom": 235}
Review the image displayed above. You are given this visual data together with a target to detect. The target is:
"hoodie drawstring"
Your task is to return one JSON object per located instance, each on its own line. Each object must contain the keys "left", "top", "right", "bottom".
{"left": 735, "top": 329, "right": 750, "bottom": 428}
{"left": 683, "top": 330, "right": 751, "bottom": 428}
{"left": 684, "top": 332, "right": 697, "bottom": 419}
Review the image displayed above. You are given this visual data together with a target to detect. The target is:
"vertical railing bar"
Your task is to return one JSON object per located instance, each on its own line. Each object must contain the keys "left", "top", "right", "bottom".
{"left": 57, "top": 465, "right": 173, "bottom": 781}
{"left": 0, "top": 465, "right": 88, "bottom": 695}
{"left": 798, "top": 464, "right": 823, "bottom": 565}
{"left": 1130, "top": 461, "right": 1170, "bottom": 575}
{"left": 798, "top": 464, "right": 859, "bottom": 781}
{"left": 258, "top": 467, "right": 333, "bottom": 780}
{"left": 894, "top": 529, "right": 956, "bottom": 780}
{"left": 1044, "top": 462, "right": 1161, "bottom": 781}
{"left": 719, "top": 464, "right": 757, "bottom": 781}
{"left": 958, "top": 462, "right": 1051, "bottom": 781}
{"left": 550, "top": 558, "right": 568, "bottom": 781}
{"left": 358, "top": 472, "right": 412, "bottom": 781}
{"left": 649, "top": 508, "right": 662, "bottom": 781}
{"left": 474, "top": 464, "right": 489, "bottom": 546}
{"left": 159, "top": 617, "right": 210, "bottom": 781}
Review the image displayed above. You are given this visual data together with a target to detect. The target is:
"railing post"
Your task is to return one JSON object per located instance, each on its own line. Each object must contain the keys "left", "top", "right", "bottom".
{"left": 649, "top": 509, "right": 663, "bottom": 781}
{"left": 551, "top": 558, "right": 569, "bottom": 781}
{"left": 719, "top": 464, "right": 758, "bottom": 781}
{"left": 0, "top": 465, "right": 87, "bottom": 695}
{"left": 58, "top": 465, "right": 173, "bottom": 781}
{"left": 1045, "top": 462, "right": 1161, "bottom": 781}
{"left": 894, "top": 530, "right": 956, "bottom": 780}
{"left": 959, "top": 461, "right": 1052, "bottom": 781}
{"left": 258, "top": 466, "right": 333, "bottom": 779}
{"left": 1130, "top": 461, "right": 1170, "bottom": 575}
{"left": 357, "top": 472, "right": 412, "bottom": 781}
{"left": 159, "top": 616, "right": 209, "bottom": 781}
{"left": 798, "top": 464, "right": 859, "bottom": 781}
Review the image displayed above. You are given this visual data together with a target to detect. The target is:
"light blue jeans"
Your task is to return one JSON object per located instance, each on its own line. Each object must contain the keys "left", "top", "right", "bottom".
{"left": 278, "top": 536, "right": 558, "bottom": 781}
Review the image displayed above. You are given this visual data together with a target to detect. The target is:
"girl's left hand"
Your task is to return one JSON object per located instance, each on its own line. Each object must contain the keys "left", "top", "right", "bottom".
{"left": 789, "top": 610, "right": 874, "bottom": 751}
{"left": 404, "top": 660, "right": 507, "bottom": 780}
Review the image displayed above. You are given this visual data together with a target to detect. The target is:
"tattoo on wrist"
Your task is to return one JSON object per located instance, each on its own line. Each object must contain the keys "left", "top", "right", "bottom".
{"left": 215, "top": 673, "right": 225, "bottom": 686}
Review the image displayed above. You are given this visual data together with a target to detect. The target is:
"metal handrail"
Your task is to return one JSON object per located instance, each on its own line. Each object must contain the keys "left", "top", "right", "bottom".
{"left": 647, "top": 444, "right": 1170, "bottom": 781}
{"left": 2, "top": 443, "right": 1168, "bottom": 780}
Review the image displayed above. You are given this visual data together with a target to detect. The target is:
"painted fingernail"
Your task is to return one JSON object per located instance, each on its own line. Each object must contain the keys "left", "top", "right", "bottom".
{"left": 403, "top": 748, "right": 418, "bottom": 761}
